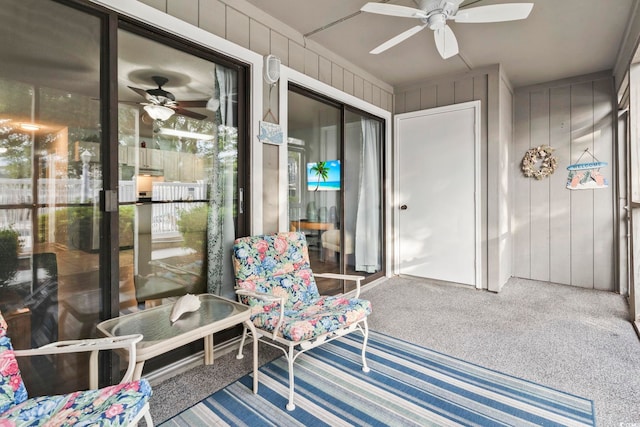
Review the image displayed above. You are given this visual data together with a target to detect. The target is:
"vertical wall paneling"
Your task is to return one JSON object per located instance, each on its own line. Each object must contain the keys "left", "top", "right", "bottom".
{"left": 529, "top": 90, "right": 551, "bottom": 281}
{"left": 513, "top": 92, "right": 532, "bottom": 278}
{"left": 288, "top": 41, "right": 305, "bottom": 73}
{"left": 332, "top": 63, "right": 343, "bottom": 91}
{"left": 343, "top": 70, "right": 354, "bottom": 96}
{"left": 513, "top": 76, "right": 615, "bottom": 290}
{"left": 353, "top": 75, "right": 364, "bottom": 100}
{"left": 270, "top": 31, "right": 288, "bottom": 65}
{"left": 405, "top": 90, "right": 421, "bottom": 112}
{"left": 139, "top": 0, "right": 167, "bottom": 12}
{"left": 182, "top": 0, "right": 395, "bottom": 110}
{"left": 395, "top": 91, "right": 406, "bottom": 114}
{"left": 168, "top": 0, "right": 198, "bottom": 25}
{"left": 498, "top": 77, "right": 514, "bottom": 287}
{"left": 249, "top": 19, "right": 270, "bottom": 56}
{"left": 420, "top": 85, "right": 437, "bottom": 110}
{"left": 487, "top": 71, "right": 500, "bottom": 291}
{"left": 617, "top": 111, "right": 629, "bottom": 296}
{"left": 225, "top": 7, "right": 250, "bottom": 49}
{"left": 548, "top": 86, "right": 572, "bottom": 285}
{"left": 199, "top": 0, "right": 226, "bottom": 39}
{"left": 437, "top": 81, "right": 455, "bottom": 106}
{"left": 478, "top": 76, "right": 490, "bottom": 290}
{"left": 304, "top": 49, "right": 319, "bottom": 80}
{"left": 455, "top": 79, "right": 474, "bottom": 104}
{"left": 363, "top": 80, "right": 373, "bottom": 104}
{"left": 372, "top": 86, "right": 381, "bottom": 108}
{"left": 570, "top": 82, "right": 596, "bottom": 288}
{"left": 318, "top": 57, "right": 331, "bottom": 85}
{"left": 592, "top": 79, "right": 615, "bottom": 291}
{"left": 262, "top": 144, "right": 279, "bottom": 233}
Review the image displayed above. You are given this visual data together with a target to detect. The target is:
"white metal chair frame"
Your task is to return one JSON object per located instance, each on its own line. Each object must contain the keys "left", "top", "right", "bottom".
{"left": 236, "top": 272, "right": 370, "bottom": 411}
{"left": 14, "top": 334, "right": 154, "bottom": 426}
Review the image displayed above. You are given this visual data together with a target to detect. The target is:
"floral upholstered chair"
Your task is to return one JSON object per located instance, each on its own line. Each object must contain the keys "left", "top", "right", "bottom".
{"left": 232, "top": 231, "right": 371, "bottom": 411}
{"left": 0, "top": 311, "right": 153, "bottom": 426}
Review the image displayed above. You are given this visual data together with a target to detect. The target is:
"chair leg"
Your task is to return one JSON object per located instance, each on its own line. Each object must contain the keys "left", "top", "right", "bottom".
{"left": 286, "top": 345, "right": 296, "bottom": 411}
{"left": 143, "top": 409, "right": 154, "bottom": 427}
{"left": 361, "top": 318, "right": 370, "bottom": 373}
{"left": 236, "top": 326, "right": 248, "bottom": 360}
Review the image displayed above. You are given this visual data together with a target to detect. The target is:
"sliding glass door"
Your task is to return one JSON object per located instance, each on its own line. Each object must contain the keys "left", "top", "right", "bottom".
{"left": 0, "top": 0, "right": 104, "bottom": 395}
{"left": 117, "top": 28, "right": 244, "bottom": 311}
{"left": 0, "top": 0, "right": 249, "bottom": 393}
{"left": 287, "top": 85, "right": 384, "bottom": 292}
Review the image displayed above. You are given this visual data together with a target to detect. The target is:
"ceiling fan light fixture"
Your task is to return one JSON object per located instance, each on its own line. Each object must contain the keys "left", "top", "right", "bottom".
{"left": 144, "top": 104, "right": 175, "bottom": 121}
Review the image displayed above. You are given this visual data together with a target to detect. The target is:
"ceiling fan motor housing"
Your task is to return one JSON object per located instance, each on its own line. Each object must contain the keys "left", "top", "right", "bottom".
{"left": 425, "top": 13, "right": 446, "bottom": 30}
{"left": 416, "top": 0, "right": 462, "bottom": 18}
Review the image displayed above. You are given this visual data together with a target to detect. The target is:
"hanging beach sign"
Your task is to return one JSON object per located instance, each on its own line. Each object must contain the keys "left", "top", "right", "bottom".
{"left": 566, "top": 149, "right": 608, "bottom": 190}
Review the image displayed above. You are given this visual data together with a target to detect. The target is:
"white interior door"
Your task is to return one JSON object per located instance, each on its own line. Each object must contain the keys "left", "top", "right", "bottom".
{"left": 396, "top": 101, "right": 480, "bottom": 287}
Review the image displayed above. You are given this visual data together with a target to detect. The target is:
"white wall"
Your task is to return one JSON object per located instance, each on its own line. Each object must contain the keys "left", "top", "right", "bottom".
{"left": 513, "top": 73, "right": 616, "bottom": 291}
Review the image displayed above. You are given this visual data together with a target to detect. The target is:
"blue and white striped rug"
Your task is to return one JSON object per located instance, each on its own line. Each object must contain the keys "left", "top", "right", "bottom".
{"left": 160, "top": 331, "right": 595, "bottom": 426}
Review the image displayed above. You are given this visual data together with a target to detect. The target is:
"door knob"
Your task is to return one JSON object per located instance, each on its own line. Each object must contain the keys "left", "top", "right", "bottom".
{"left": 400, "top": 205, "right": 408, "bottom": 210}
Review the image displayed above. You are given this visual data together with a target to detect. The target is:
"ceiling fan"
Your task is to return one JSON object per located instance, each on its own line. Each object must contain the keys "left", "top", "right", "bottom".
{"left": 360, "top": 0, "right": 534, "bottom": 59}
{"left": 128, "top": 75, "right": 208, "bottom": 121}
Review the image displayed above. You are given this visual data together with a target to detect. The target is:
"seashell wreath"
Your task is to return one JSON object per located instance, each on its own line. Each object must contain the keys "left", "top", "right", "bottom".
{"left": 521, "top": 145, "right": 557, "bottom": 180}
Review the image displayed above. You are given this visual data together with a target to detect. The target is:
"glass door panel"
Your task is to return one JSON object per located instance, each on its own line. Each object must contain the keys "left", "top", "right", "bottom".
{"left": 288, "top": 88, "right": 385, "bottom": 293}
{"left": 117, "top": 30, "right": 243, "bottom": 371}
{"left": 287, "top": 89, "right": 342, "bottom": 293}
{"left": 0, "top": 0, "right": 103, "bottom": 395}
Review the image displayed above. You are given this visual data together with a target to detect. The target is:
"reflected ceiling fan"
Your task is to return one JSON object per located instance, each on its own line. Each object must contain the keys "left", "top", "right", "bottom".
{"left": 128, "top": 75, "right": 208, "bottom": 121}
{"left": 361, "top": 0, "right": 533, "bottom": 59}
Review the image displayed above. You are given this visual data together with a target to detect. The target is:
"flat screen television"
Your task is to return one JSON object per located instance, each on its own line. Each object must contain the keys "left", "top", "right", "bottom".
{"left": 306, "top": 160, "right": 340, "bottom": 191}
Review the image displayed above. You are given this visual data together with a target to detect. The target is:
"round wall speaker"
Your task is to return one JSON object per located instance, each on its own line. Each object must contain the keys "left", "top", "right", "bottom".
{"left": 264, "top": 54, "right": 281, "bottom": 85}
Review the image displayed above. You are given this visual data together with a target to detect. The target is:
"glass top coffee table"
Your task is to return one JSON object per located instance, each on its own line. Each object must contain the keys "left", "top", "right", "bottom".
{"left": 97, "top": 293, "right": 258, "bottom": 393}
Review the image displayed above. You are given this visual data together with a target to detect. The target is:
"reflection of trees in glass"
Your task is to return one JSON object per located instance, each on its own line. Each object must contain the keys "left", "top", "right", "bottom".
{"left": 0, "top": 227, "right": 21, "bottom": 286}
{"left": 310, "top": 161, "right": 329, "bottom": 191}
{"left": 0, "top": 126, "right": 31, "bottom": 179}
{"left": 177, "top": 203, "right": 208, "bottom": 252}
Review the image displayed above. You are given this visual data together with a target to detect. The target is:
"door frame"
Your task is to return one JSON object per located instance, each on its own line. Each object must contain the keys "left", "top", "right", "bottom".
{"left": 394, "top": 101, "right": 482, "bottom": 288}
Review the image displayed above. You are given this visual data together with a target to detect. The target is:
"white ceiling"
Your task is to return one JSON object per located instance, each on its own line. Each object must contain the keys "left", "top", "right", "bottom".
{"left": 245, "top": 0, "right": 637, "bottom": 89}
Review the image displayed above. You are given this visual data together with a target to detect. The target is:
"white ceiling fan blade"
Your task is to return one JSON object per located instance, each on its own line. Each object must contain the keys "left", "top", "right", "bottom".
{"left": 454, "top": 3, "right": 533, "bottom": 23}
{"left": 370, "top": 24, "right": 427, "bottom": 54}
{"left": 434, "top": 25, "right": 459, "bottom": 59}
{"left": 360, "top": 3, "right": 427, "bottom": 19}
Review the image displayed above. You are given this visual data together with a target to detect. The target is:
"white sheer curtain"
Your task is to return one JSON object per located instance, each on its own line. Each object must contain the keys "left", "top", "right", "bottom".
{"left": 355, "top": 117, "right": 380, "bottom": 273}
{"left": 207, "top": 66, "right": 236, "bottom": 298}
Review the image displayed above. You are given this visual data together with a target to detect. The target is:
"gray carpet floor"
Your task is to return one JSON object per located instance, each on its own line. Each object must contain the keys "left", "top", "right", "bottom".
{"left": 148, "top": 276, "right": 640, "bottom": 426}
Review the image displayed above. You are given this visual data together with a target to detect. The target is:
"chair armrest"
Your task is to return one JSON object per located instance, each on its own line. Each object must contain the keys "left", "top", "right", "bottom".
{"left": 235, "top": 289, "right": 287, "bottom": 336}
{"left": 236, "top": 288, "right": 283, "bottom": 303}
{"left": 313, "top": 273, "right": 365, "bottom": 297}
{"left": 14, "top": 334, "right": 143, "bottom": 386}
